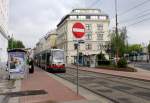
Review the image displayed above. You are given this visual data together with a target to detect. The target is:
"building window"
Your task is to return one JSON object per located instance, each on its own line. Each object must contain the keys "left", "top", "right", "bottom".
{"left": 85, "top": 24, "right": 92, "bottom": 30}
{"left": 97, "top": 34, "right": 103, "bottom": 40}
{"left": 91, "top": 16, "right": 98, "bottom": 20}
{"left": 97, "top": 24, "right": 103, "bottom": 30}
{"left": 70, "top": 16, "right": 77, "bottom": 19}
{"left": 99, "top": 16, "right": 106, "bottom": 20}
{"left": 86, "top": 43, "right": 92, "bottom": 50}
{"left": 86, "top": 15, "right": 90, "bottom": 19}
{"left": 98, "top": 43, "right": 107, "bottom": 50}
{"left": 86, "top": 33, "right": 92, "bottom": 40}
{"left": 78, "top": 16, "right": 86, "bottom": 20}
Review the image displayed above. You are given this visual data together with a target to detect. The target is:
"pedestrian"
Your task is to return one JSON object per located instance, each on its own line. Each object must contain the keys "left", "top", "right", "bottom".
{"left": 29, "top": 58, "right": 34, "bottom": 74}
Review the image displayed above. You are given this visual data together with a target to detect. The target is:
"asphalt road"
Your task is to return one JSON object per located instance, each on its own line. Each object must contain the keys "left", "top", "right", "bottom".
{"left": 134, "top": 63, "right": 150, "bottom": 71}
{"left": 55, "top": 67, "right": 150, "bottom": 103}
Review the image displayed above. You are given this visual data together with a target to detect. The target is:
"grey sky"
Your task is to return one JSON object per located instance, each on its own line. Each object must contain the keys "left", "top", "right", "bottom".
{"left": 10, "top": 0, "right": 150, "bottom": 48}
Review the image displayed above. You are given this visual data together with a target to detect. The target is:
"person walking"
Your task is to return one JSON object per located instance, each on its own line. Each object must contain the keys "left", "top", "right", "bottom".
{"left": 29, "top": 58, "right": 34, "bottom": 74}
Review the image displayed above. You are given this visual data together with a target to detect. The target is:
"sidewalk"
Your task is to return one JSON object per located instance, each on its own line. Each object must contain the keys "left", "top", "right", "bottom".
{"left": 19, "top": 67, "right": 85, "bottom": 103}
{"left": 67, "top": 64, "right": 150, "bottom": 81}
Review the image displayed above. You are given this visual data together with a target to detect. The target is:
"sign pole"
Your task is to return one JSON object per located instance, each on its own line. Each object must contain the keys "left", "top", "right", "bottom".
{"left": 72, "top": 22, "right": 85, "bottom": 95}
{"left": 77, "top": 41, "right": 79, "bottom": 95}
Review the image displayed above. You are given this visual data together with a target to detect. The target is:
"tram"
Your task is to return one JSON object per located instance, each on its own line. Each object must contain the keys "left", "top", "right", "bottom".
{"left": 34, "top": 49, "right": 66, "bottom": 73}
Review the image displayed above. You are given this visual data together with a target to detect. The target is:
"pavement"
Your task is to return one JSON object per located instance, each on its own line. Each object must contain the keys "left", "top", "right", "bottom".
{"left": 0, "top": 68, "right": 16, "bottom": 103}
{"left": 19, "top": 67, "right": 105, "bottom": 103}
{"left": 0, "top": 66, "right": 111, "bottom": 103}
{"left": 67, "top": 64, "right": 150, "bottom": 81}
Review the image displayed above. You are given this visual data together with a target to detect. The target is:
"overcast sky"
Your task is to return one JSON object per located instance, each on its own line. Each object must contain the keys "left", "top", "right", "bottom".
{"left": 9, "top": 0, "right": 150, "bottom": 48}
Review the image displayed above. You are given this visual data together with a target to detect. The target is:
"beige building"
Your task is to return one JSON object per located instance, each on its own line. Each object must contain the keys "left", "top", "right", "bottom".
{"left": 0, "top": 0, "right": 9, "bottom": 63}
{"left": 34, "top": 30, "right": 57, "bottom": 55}
{"left": 57, "top": 9, "right": 110, "bottom": 65}
{"left": 45, "top": 30, "right": 57, "bottom": 49}
{"left": 35, "top": 37, "right": 47, "bottom": 54}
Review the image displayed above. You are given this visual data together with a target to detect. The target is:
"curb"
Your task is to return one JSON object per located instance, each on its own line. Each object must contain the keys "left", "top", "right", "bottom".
{"left": 66, "top": 66, "right": 150, "bottom": 82}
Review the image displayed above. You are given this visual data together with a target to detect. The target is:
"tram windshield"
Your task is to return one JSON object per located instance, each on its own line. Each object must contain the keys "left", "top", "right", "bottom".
{"left": 52, "top": 50, "right": 64, "bottom": 61}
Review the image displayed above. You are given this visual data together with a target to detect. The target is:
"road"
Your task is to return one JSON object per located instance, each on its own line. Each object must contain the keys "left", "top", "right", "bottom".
{"left": 0, "top": 69, "right": 15, "bottom": 103}
{"left": 134, "top": 63, "right": 150, "bottom": 71}
{"left": 55, "top": 67, "right": 150, "bottom": 103}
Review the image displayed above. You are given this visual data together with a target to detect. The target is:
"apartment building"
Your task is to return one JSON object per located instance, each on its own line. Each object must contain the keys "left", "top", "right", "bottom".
{"left": 0, "top": 0, "right": 9, "bottom": 63}
{"left": 57, "top": 8, "right": 110, "bottom": 65}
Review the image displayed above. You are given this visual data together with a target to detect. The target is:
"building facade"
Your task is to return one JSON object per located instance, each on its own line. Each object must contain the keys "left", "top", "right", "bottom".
{"left": 0, "top": 0, "right": 9, "bottom": 63}
{"left": 34, "top": 30, "right": 57, "bottom": 55}
{"left": 57, "top": 9, "right": 110, "bottom": 65}
{"left": 45, "top": 30, "right": 57, "bottom": 49}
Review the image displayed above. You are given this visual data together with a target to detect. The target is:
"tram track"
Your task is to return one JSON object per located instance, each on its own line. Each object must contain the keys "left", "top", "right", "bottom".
{"left": 55, "top": 67, "right": 150, "bottom": 103}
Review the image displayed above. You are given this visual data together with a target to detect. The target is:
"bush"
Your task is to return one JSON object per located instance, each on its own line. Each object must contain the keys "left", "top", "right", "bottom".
{"left": 117, "top": 58, "right": 127, "bottom": 68}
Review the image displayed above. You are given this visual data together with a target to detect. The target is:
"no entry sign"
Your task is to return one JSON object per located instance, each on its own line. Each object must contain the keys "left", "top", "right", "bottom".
{"left": 72, "top": 22, "right": 85, "bottom": 39}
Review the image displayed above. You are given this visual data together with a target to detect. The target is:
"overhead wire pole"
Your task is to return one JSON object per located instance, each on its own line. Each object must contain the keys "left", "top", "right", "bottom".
{"left": 115, "top": 0, "right": 119, "bottom": 60}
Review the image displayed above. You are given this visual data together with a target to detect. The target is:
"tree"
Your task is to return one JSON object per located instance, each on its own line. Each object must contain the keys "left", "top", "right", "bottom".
{"left": 16, "top": 40, "right": 25, "bottom": 48}
{"left": 127, "top": 44, "right": 142, "bottom": 53}
{"left": 126, "top": 44, "right": 142, "bottom": 61}
{"left": 110, "top": 27, "right": 128, "bottom": 58}
{"left": 8, "top": 38, "right": 25, "bottom": 49}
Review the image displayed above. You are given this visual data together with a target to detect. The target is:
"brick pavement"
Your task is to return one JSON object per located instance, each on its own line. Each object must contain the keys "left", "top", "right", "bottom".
{"left": 20, "top": 67, "right": 84, "bottom": 103}
{"left": 67, "top": 64, "right": 150, "bottom": 81}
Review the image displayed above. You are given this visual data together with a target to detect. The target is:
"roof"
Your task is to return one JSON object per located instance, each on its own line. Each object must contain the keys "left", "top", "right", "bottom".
{"left": 57, "top": 8, "right": 109, "bottom": 27}
{"left": 8, "top": 48, "right": 27, "bottom": 53}
{"left": 44, "top": 29, "right": 57, "bottom": 39}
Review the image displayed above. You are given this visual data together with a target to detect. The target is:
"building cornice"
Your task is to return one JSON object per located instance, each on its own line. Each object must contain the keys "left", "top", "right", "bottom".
{"left": 57, "top": 9, "right": 109, "bottom": 27}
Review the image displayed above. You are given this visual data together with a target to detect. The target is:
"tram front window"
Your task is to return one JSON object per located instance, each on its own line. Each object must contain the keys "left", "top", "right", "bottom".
{"left": 52, "top": 51, "right": 64, "bottom": 62}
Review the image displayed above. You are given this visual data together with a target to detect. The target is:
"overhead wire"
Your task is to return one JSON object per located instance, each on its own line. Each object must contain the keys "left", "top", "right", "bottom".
{"left": 87, "top": 0, "right": 101, "bottom": 8}
{"left": 114, "top": 0, "right": 150, "bottom": 28}
{"left": 126, "top": 16, "right": 150, "bottom": 27}
{"left": 120, "top": 11, "right": 150, "bottom": 23}
{"left": 119, "top": 0, "right": 150, "bottom": 16}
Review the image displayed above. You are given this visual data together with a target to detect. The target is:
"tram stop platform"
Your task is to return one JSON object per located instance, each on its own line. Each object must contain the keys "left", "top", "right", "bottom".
{"left": 9, "top": 66, "right": 106, "bottom": 103}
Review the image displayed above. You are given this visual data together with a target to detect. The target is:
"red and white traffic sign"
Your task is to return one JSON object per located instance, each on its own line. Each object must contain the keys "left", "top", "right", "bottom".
{"left": 72, "top": 22, "right": 85, "bottom": 39}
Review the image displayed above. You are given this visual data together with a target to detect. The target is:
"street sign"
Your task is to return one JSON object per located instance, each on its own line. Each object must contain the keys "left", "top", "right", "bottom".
{"left": 72, "top": 22, "right": 85, "bottom": 39}
{"left": 72, "top": 22, "right": 85, "bottom": 95}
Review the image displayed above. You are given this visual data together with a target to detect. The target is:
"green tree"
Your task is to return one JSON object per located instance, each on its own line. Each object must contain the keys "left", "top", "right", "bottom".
{"left": 127, "top": 44, "right": 142, "bottom": 53}
{"left": 110, "top": 27, "right": 128, "bottom": 58}
{"left": 8, "top": 38, "right": 25, "bottom": 49}
{"left": 16, "top": 40, "right": 25, "bottom": 48}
